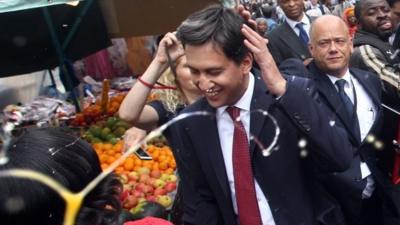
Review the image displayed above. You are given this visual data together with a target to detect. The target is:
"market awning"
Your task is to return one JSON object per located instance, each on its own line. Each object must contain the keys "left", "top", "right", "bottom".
{"left": 0, "top": 0, "right": 82, "bottom": 13}
{"left": 0, "top": 0, "right": 110, "bottom": 77}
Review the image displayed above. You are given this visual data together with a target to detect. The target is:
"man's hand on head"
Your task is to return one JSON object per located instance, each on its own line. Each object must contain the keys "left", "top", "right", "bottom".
{"left": 241, "top": 24, "right": 287, "bottom": 96}
{"left": 236, "top": 4, "right": 257, "bottom": 30}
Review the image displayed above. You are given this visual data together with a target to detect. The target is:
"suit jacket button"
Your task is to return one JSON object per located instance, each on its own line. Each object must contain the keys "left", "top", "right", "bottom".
{"left": 303, "top": 124, "right": 311, "bottom": 132}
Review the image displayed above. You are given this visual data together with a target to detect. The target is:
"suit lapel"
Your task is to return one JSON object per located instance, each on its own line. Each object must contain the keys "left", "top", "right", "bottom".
{"left": 350, "top": 69, "right": 382, "bottom": 143}
{"left": 198, "top": 102, "right": 231, "bottom": 198}
{"left": 250, "top": 77, "right": 276, "bottom": 156}
{"left": 350, "top": 69, "right": 381, "bottom": 110}
{"left": 308, "top": 63, "right": 361, "bottom": 145}
{"left": 279, "top": 22, "right": 310, "bottom": 60}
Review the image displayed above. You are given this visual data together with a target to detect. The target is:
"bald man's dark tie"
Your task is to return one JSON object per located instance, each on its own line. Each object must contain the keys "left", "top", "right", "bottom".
{"left": 335, "top": 79, "right": 361, "bottom": 141}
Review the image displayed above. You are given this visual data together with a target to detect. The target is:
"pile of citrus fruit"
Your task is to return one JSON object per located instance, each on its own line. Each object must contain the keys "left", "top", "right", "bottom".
{"left": 92, "top": 141, "right": 176, "bottom": 175}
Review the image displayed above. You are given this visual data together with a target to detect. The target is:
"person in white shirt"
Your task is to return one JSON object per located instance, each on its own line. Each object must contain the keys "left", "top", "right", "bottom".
{"left": 267, "top": 0, "right": 313, "bottom": 65}
{"left": 306, "top": 0, "right": 331, "bottom": 20}
{"left": 332, "top": 0, "right": 353, "bottom": 17}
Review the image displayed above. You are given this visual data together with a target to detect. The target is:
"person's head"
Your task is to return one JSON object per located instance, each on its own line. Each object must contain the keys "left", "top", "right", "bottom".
{"left": 177, "top": 4, "right": 253, "bottom": 108}
{"left": 156, "top": 54, "right": 202, "bottom": 112}
{"left": 343, "top": 7, "right": 358, "bottom": 27}
{"left": 261, "top": 5, "right": 276, "bottom": 18}
{"left": 354, "top": 0, "right": 393, "bottom": 40}
{"left": 0, "top": 128, "right": 121, "bottom": 225}
{"left": 278, "top": 0, "right": 305, "bottom": 21}
{"left": 309, "top": 15, "right": 353, "bottom": 77}
{"left": 256, "top": 18, "right": 269, "bottom": 36}
{"left": 311, "top": 0, "right": 319, "bottom": 6}
{"left": 388, "top": 0, "right": 400, "bottom": 28}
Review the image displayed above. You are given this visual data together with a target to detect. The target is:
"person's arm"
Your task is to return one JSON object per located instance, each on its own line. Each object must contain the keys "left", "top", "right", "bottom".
{"left": 351, "top": 45, "right": 400, "bottom": 108}
{"left": 242, "top": 24, "right": 287, "bottom": 96}
{"left": 123, "top": 126, "right": 147, "bottom": 150}
{"left": 354, "top": 45, "right": 400, "bottom": 92}
{"left": 119, "top": 33, "right": 184, "bottom": 131}
{"left": 242, "top": 24, "right": 353, "bottom": 171}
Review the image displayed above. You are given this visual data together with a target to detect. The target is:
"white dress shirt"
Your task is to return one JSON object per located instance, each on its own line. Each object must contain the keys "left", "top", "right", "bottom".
{"left": 285, "top": 14, "right": 311, "bottom": 38}
{"left": 216, "top": 74, "right": 276, "bottom": 225}
{"left": 327, "top": 70, "right": 376, "bottom": 198}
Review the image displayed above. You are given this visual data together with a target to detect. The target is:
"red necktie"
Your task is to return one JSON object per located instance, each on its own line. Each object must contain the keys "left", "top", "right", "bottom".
{"left": 227, "top": 106, "right": 262, "bottom": 225}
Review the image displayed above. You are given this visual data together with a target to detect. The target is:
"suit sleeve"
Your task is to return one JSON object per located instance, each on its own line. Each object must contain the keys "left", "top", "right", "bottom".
{"left": 277, "top": 75, "right": 354, "bottom": 172}
{"left": 173, "top": 121, "right": 224, "bottom": 225}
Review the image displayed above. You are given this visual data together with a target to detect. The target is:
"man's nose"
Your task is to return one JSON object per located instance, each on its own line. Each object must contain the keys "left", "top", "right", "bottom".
{"left": 328, "top": 41, "right": 339, "bottom": 53}
{"left": 377, "top": 9, "right": 389, "bottom": 18}
{"left": 195, "top": 75, "right": 210, "bottom": 91}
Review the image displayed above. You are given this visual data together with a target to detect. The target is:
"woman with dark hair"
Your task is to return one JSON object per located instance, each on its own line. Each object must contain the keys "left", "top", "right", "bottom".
{"left": 0, "top": 127, "right": 122, "bottom": 225}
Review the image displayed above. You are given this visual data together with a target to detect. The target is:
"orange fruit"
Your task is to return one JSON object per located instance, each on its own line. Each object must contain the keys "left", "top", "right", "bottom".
{"left": 115, "top": 167, "right": 124, "bottom": 174}
{"left": 99, "top": 154, "right": 108, "bottom": 163}
{"left": 107, "top": 156, "right": 116, "bottom": 164}
{"left": 169, "top": 161, "right": 177, "bottom": 170}
{"left": 159, "top": 161, "right": 168, "bottom": 170}
{"left": 165, "top": 168, "right": 174, "bottom": 175}
{"left": 101, "top": 163, "right": 109, "bottom": 171}
{"left": 124, "top": 158, "right": 134, "bottom": 171}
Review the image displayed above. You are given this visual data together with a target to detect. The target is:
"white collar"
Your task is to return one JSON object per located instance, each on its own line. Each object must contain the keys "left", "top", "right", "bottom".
{"left": 216, "top": 72, "right": 254, "bottom": 116}
{"left": 286, "top": 14, "right": 310, "bottom": 30}
{"left": 327, "top": 69, "right": 352, "bottom": 87}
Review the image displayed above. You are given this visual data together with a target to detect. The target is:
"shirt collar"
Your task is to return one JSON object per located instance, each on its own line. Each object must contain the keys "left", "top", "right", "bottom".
{"left": 216, "top": 72, "right": 254, "bottom": 116}
{"left": 286, "top": 13, "right": 310, "bottom": 30}
{"left": 326, "top": 69, "right": 352, "bottom": 87}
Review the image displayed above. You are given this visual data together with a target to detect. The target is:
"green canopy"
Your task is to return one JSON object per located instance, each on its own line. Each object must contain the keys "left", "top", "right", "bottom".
{"left": 0, "top": 0, "right": 82, "bottom": 13}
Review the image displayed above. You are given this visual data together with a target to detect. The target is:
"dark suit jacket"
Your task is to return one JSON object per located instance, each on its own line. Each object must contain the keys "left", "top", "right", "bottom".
{"left": 279, "top": 59, "right": 400, "bottom": 225}
{"left": 174, "top": 74, "right": 355, "bottom": 225}
{"left": 266, "top": 21, "right": 312, "bottom": 65}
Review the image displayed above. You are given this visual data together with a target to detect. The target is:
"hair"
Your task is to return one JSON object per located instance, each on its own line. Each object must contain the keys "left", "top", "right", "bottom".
{"left": 262, "top": 5, "right": 275, "bottom": 18}
{"left": 155, "top": 55, "right": 188, "bottom": 113}
{"left": 176, "top": 4, "right": 250, "bottom": 65}
{"left": 0, "top": 127, "right": 122, "bottom": 225}
{"left": 387, "top": 0, "right": 400, "bottom": 7}
{"left": 256, "top": 17, "right": 268, "bottom": 25}
{"left": 354, "top": 1, "right": 362, "bottom": 20}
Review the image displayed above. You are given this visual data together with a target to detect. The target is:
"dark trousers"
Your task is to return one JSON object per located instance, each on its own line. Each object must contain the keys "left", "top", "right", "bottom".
{"left": 360, "top": 191, "right": 383, "bottom": 225}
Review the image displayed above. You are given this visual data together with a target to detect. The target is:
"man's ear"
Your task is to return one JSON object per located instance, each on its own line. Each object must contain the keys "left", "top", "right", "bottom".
{"left": 308, "top": 43, "right": 314, "bottom": 56}
{"left": 241, "top": 53, "right": 253, "bottom": 74}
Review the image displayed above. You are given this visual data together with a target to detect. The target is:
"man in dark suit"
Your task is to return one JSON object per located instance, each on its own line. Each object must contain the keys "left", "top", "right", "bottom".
{"left": 267, "top": 0, "right": 312, "bottom": 65}
{"left": 280, "top": 15, "right": 400, "bottom": 225}
{"left": 174, "top": 5, "right": 354, "bottom": 225}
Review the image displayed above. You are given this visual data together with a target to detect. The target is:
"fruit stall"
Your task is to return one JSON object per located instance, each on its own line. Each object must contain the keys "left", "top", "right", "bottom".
{"left": 69, "top": 80, "right": 179, "bottom": 217}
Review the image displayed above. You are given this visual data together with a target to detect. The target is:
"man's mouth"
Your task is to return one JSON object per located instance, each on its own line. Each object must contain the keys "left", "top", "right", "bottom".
{"left": 205, "top": 87, "right": 219, "bottom": 97}
{"left": 378, "top": 21, "right": 392, "bottom": 30}
{"left": 327, "top": 56, "right": 342, "bottom": 61}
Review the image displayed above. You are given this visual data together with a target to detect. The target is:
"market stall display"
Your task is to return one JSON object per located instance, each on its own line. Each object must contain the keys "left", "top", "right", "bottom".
{"left": 67, "top": 79, "right": 179, "bottom": 214}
